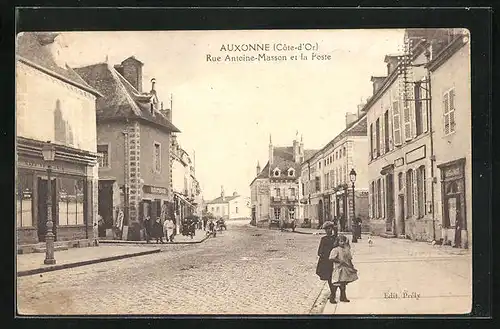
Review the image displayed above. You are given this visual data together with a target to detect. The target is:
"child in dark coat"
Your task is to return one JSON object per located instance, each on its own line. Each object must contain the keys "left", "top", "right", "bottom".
{"left": 316, "top": 221, "right": 339, "bottom": 304}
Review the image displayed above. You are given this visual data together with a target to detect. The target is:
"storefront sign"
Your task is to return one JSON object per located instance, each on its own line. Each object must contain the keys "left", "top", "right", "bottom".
{"left": 405, "top": 145, "right": 426, "bottom": 164}
{"left": 394, "top": 157, "right": 404, "bottom": 168}
{"left": 143, "top": 185, "right": 168, "bottom": 195}
{"left": 18, "top": 157, "right": 86, "bottom": 175}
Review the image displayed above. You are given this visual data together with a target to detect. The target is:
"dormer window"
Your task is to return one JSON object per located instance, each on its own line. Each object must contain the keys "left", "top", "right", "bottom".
{"left": 288, "top": 168, "right": 295, "bottom": 177}
{"left": 273, "top": 168, "right": 281, "bottom": 177}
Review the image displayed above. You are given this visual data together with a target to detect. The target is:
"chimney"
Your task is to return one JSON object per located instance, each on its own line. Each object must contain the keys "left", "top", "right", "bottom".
{"left": 269, "top": 134, "right": 274, "bottom": 165}
{"left": 256, "top": 161, "right": 261, "bottom": 176}
{"left": 299, "top": 135, "right": 304, "bottom": 162}
{"left": 370, "top": 76, "right": 386, "bottom": 95}
{"left": 150, "top": 78, "right": 156, "bottom": 94}
{"left": 384, "top": 55, "right": 400, "bottom": 76}
{"left": 345, "top": 112, "right": 358, "bottom": 128}
{"left": 221, "top": 186, "right": 225, "bottom": 201}
{"left": 118, "top": 56, "right": 144, "bottom": 92}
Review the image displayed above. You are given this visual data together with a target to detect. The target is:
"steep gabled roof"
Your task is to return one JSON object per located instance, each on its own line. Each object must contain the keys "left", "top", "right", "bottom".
{"left": 16, "top": 32, "right": 100, "bottom": 97}
{"left": 74, "top": 63, "right": 180, "bottom": 133}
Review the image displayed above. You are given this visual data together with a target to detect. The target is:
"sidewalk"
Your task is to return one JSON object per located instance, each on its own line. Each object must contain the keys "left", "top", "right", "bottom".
{"left": 17, "top": 245, "right": 161, "bottom": 277}
{"left": 321, "top": 235, "right": 472, "bottom": 315}
{"left": 99, "top": 229, "right": 210, "bottom": 245}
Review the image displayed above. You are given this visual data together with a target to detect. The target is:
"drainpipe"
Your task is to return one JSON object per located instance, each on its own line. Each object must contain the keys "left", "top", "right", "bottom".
{"left": 425, "top": 48, "right": 437, "bottom": 241}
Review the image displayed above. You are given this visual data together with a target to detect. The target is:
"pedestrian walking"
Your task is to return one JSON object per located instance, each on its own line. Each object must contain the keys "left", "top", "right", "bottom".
{"left": 144, "top": 216, "right": 152, "bottom": 243}
{"left": 315, "top": 221, "right": 339, "bottom": 304}
{"left": 152, "top": 217, "right": 164, "bottom": 244}
{"left": 203, "top": 217, "right": 208, "bottom": 231}
{"left": 329, "top": 234, "right": 358, "bottom": 303}
{"left": 164, "top": 217, "right": 175, "bottom": 242}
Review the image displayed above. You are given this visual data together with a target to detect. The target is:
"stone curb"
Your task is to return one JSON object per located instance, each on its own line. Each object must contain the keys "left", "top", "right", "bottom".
{"left": 98, "top": 233, "right": 211, "bottom": 245}
{"left": 17, "top": 248, "right": 161, "bottom": 277}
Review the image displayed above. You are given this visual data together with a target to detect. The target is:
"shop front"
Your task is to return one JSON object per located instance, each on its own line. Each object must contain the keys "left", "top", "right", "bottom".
{"left": 16, "top": 139, "right": 96, "bottom": 246}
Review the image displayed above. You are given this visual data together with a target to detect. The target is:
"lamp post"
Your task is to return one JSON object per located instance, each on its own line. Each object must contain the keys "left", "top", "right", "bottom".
{"left": 42, "top": 141, "right": 56, "bottom": 264}
{"left": 349, "top": 168, "right": 357, "bottom": 243}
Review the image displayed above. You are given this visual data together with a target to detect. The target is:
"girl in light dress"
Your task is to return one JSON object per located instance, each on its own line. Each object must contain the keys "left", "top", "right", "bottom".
{"left": 329, "top": 234, "right": 358, "bottom": 303}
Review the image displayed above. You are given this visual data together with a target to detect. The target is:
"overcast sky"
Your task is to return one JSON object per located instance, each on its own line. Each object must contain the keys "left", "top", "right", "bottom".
{"left": 58, "top": 29, "right": 404, "bottom": 200}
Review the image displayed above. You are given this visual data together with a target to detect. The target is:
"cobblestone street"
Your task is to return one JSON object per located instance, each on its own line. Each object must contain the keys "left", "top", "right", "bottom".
{"left": 17, "top": 221, "right": 325, "bottom": 315}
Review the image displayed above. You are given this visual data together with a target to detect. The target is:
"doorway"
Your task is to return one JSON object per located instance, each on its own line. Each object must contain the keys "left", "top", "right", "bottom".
{"left": 37, "top": 177, "right": 57, "bottom": 242}
{"left": 398, "top": 194, "right": 405, "bottom": 236}
{"left": 98, "top": 180, "right": 114, "bottom": 236}
{"left": 385, "top": 173, "right": 395, "bottom": 233}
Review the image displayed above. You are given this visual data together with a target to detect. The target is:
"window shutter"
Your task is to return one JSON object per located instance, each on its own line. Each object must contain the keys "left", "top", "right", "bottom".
{"left": 449, "top": 89, "right": 456, "bottom": 132}
{"left": 443, "top": 91, "right": 450, "bottom": 135}
{"left": 380, "top": 115, "right": 385, "bottom": 155}
{"left": 387, "top": 107, "right": 393, "bottom": 150}
{"left": 393, "top": 101, "right": 402, "bottom": 146}
{"left": 403, "top": 102, "right": 412, "bottom": 141}
{"left": 412, "top": 170, "right": 418, "bottom": 217}
{"left": 381, "top": 177, "right": 385, "bottom": 218}
{"left": 422, "top": 83, "right": 428, "bottom": 133}
{"left": 411, "top": 100, "right": 417, "bottom": 139}
{"left": 372, "top": 123, "right": 377, "bottom": 158}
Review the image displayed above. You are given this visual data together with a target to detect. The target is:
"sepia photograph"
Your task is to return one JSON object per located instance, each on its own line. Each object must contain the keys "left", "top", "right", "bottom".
{"left": 15, "top": 27, "right": 473, "bottom": 315}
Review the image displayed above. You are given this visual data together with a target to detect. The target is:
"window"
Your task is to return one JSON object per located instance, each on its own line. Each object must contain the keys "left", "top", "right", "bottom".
{"left": 375, "top": 118, "right": 381, "bottom": 157}
{"left": 301, "top": 183, "right": 305, "bottom": 196}
{"left": 236, "top": 207, "right": 239, "bottom": 214}
{"left": 406, "top": 169, "right": 414, "bottom": 218}
{"left": 443, "top": 88, "right": 456, "bottom": 135}
{"left": 97, "top": 144, "right": 109, "bottom": 168}
{"left": 343, "top": 147, "right": 346, "bottom": 157}
{"left": 58, "top": 177, "right": 85, "bottom": 226}
{"left": 289, "top": 188, "right": 296, "bottom": 197}
{"left": 403, "top": 101, "right": 413, "bottom": 141}
{"left": 384, "top": 111, "right": 390, "bottom": 152}
{"left": 393, "top": 100, "right": 402, "bottom": 146}
{"left": 275, "top": 188, "right": 281, "bottom": 197}
{"left": 16, "top": 173, "right": 33, "bottom": 227}
{"left": 417, "top": 166, "right": 426, "bottom": 218}
{"left": 319, "top": 162, "right": 321, "bottom": 169}
{"left": 216, "top": 206, "right": 220, "bottom": 213}
{"left": 274, "top": 168, "right": 280, "bottom": 177}
{"left": 288, "top": 168, "right": 295, "bottom": 177}
{"left": 370, "top": 123, "right": 374, "bottom": 159}
{"left": 289, "top": 207, "right": 295, "bottom": 220}
{"left": 154, "top": 142, "right": 161, "bottom": 172}
{"left": 211, "top": 207, "right": 214, "bottom": 212}
{"left": 398, "top": 172, "right": 404, "bottom": 191}
{"left": 370, "top": 181, "right": 375, "bottom": 217}
{"left": 315, "top": 176, "right": 321, "bottom": 192}
{"left": 274, "top": 207, "right": 281, "bottom": 220}
{"left": 414, "top": 82, "right": 423, "bottom": 136}
{"left": 377, "top": 179, "right": 382, "bottom": 218}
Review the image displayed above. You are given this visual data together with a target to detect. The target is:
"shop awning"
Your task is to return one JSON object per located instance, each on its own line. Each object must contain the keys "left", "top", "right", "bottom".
{"left": 174, "top": 192, "right": 194, "bottom": 208}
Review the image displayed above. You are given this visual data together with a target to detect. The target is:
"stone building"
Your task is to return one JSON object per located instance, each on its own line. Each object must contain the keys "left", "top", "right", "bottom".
{"left": 428, "top": 30, "right": 471, "bottom": 248}
{"left": 365, "top": 28, "right": 470, "bottom": 247}
{"left": 170, "top": 136, "right": 202, "bottom": 233}
{"left": 16, "top": 32, "right": 101, "bottom": 252}
{"left": 299, "top": 113, "right": 369, "bottom": 231}
{"left": 206, "top": 188, "right": 250, "bottom": 220}
{"left": 75, "top": 56, "right": 180, "bottom": 240}
{"left": 250, "top": 135, "right": 316, "bottom": 227}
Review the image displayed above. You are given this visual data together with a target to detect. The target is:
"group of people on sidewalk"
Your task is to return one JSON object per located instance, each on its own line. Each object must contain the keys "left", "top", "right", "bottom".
{"left": 143, "top": 216, "right": 176, "bottom": 244}
{"left": 316, "top": 221, "right": 359, "bottom": 304}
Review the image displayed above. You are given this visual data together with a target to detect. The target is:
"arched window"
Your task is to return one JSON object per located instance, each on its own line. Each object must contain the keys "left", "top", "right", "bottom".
{"left": 273, "top": 168, "right": 280, "bottom": 177}
{"left": 288, "top": 168, "right": 295, "bottom": 177}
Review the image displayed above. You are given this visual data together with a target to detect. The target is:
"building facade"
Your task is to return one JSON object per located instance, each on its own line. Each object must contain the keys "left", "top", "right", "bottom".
{"left": 250, "top": 136, "right": 316, "bottom": 227}
{"left": 300, "top": 114, "right": 369, "bottom": 231}
{"left": 206, "top": 188, "right": 250, "bottom": 220}
{"left": 16, "top": 32, "right": 101, "bottom": 250}
{"left": 429, "top": 31, "right": 471, "bottom": 248}
{"left": 366, "top": 28, "right": 470, "bottom": 247}
{"left": 171, "top": 136, "right": 202, "bottom": 233}
{"left": 75, "top": 57, "right": 180, "bottom": 240}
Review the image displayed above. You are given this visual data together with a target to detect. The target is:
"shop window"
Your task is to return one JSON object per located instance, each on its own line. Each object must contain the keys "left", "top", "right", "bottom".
{"left": 274, "top": 207, "right": 281, "bottom": 220}
{"left": 58, "top": 177, "right": 85, "bottom": 226}
{"left": 17, "top": 173, "right": 33, "bottom": 227}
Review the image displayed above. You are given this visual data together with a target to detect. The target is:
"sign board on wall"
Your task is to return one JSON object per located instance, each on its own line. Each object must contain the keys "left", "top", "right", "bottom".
{"left": 405, "top": 145, "right": 426, "bottom": 164}
{"left": 18, "top": 157, "right": 86, "bottom": 176}
{"left": 143, "top": 185, "right": 168, "bottom": 195}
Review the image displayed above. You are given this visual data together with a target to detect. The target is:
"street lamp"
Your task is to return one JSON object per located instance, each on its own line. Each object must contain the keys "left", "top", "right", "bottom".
{"left": 349, "top": 168, "right": 358, "bottom": 243}
{"left": 42, "top": 141, "right": 56, "bottom": 264}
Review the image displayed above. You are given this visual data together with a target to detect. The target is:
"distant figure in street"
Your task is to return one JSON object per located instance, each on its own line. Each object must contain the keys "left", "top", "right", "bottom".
{"left": 208, "top": 219, "right": 216, "bottom": 237}
{"left": 97, "top": 215, "right": 105, "bottom": 238}
{"left": 355, "top": 217, "right": 362, "bottom": 240}
{"left": 163, "top": 217, "right": 175, "bottom": 242}
{"left": 144, "top": 216, "right": 152, "bottom": 243}
{"left": 152, "top": 217, "right": 164, "bottom": 244}
{"left": 316, "top": 221, "right": 339, "bottom": 304}
{"left": 203, "top": 217, "right": 208, "bottom": 231}
{"left": 329, "top": 234, "right": 358, "bottom": 303}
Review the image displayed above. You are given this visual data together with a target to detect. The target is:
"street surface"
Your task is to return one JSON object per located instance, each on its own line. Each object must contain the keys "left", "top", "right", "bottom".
{"left": 17, "top": 220, "right": 471, "bottom": 315}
